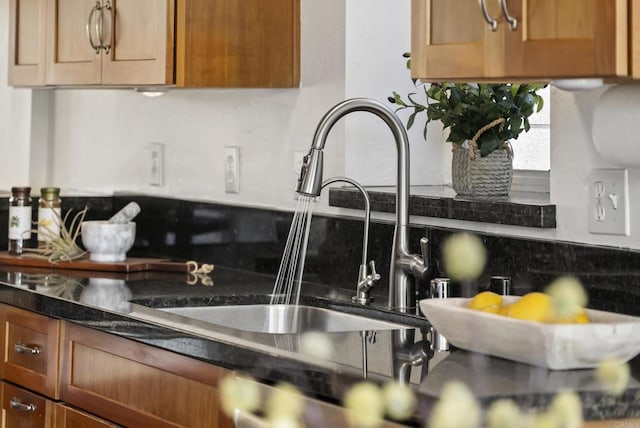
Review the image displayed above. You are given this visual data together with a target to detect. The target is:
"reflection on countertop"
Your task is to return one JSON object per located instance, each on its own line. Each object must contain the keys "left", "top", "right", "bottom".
{"left": 0, "top": 265, "right": 639, "bottom": 423}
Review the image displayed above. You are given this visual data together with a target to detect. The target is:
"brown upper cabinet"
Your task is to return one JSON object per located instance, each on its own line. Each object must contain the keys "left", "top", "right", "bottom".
{"left": 9, "top": 0, "right": 300, "bottom": 88}
{"left": 411, "top": 0, "right": 633, "bottom": 81}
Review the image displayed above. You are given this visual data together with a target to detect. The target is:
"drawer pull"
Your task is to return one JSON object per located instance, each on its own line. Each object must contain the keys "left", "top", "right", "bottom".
{"left": 14, "top": 342, "right": 41, "bottom": 355}
{"left": 9, "top": 398, "right": 36, "bottom": 413}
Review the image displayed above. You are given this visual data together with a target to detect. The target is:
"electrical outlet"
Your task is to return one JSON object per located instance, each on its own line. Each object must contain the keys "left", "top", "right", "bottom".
{"left": 225, "top": 146, "right": 240, "bottom": 193}
{"left": 588, "top": 169, "right": 630, "bottom": 235}
{"left": 150, "top": 142, "right": 164, "bottom": 186}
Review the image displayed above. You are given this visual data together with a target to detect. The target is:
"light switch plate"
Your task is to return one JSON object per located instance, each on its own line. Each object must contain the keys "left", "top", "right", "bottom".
{"left": 150, "top": 142, "right": 164, "bottom": 187}
{"left": 588, "top": 169, "right": 630, "bottom": 235}
{"left": 224, "top": 146, "right": 240, "bottom": 193}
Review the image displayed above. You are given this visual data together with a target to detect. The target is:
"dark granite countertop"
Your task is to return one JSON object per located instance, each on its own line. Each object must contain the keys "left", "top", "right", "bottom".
{"left": 0, "top": 265, "right": 638, "bottom": 424}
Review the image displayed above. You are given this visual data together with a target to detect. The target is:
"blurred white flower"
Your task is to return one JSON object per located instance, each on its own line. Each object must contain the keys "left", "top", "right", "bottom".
{"left": 383, "top": 382, "right": 416, "bottom": 421}
{"left": 548, "top": 390, "right": 583, "bottom": 428}
{"left": 428, "top": 381, "right": 480, "bottom": 428}
{"left": 596, "top": 357, "right": 630, "bottom": 396}
{"left": 442, "top": 233, "right": 487, "bottom": 281}
{"left": 299, "top": 331, "right": 334, "bottom": 360}
{"left": 266, "top": 383, "right": 305, "bottom": 421}
{"left": 343, "top": 382, "right": 385, "bottom": 428}
{"left": 486, "top": 399, "right": 520, "bottom": 428}
{"left": 545, "top": 276, "right": 588, "bottom": 318}
{"left": 219, "top": 374, "right": 261, "bottom": 417}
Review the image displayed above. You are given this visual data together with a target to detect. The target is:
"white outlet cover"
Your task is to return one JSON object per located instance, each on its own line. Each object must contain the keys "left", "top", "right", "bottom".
{"left": 150, "top": 142, "right": 164, "bottom": 187}
{"left": 588, "top": 169, "right": 630, "bottom": 235}
{"left": 224, "top": 146, "right": 240, "bottom": 193}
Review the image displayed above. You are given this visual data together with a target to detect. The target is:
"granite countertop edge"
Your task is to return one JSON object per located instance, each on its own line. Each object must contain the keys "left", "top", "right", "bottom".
{"left": 1, "top": 284, "right": 639, "bottom": 423}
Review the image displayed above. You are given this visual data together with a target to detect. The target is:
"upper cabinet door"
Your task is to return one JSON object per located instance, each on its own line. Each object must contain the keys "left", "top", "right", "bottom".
{"left": 100, "top": 0, "right": 174, "bottom": 85}
{"left": 8, "top": 0, "right": 47, "bottom": 86}
{"left": 504, "top": 0, "right": 628, "bottom": 78}
{"left": 46, "top": 0, "right": 102, "bottom": 85}
{"left": 411, "top": 0, "right": 629, "bottom": 81}
{"left": 411, "top": 0, "right": 505, "bottom": 80}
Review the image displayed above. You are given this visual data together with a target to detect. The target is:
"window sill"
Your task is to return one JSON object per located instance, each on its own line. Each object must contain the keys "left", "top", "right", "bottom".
{"left": 328, "top": 185, "right": 556, "bottom": 228}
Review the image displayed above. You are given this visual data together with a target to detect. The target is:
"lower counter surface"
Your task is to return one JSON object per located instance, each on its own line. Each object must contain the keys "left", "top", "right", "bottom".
{"left": 0, "top": 265, "right": 639, "bottom": 425}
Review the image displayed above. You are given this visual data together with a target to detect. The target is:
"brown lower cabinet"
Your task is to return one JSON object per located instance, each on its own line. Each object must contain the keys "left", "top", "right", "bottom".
{"left": 54, "top": 403, "right": 120, "bottom": 428}
{"left": 2, "top": 304, "right": 640, "bottom": 427}
{"left": 59, "top": 322, "right": 233, "bottom": 428}
{"left": 0, "top": 304, "right": 232, "bottom": 427}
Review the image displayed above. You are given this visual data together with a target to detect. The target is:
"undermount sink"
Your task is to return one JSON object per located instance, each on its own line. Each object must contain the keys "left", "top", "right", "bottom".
{"left": 158, "top": 304, "right": 408, "bottom": 334}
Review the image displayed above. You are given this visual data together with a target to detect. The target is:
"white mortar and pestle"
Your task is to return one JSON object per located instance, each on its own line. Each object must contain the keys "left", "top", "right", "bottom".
{"left": 81, "top": 202, "right": 140, "bottom": 262}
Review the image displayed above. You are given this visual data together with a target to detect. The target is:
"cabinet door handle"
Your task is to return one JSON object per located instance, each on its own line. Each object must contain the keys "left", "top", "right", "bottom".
{"left": 14, "top": 341, "right": 41, "bottom": 356}
{"left": 500, "top": 0, "right": 518, "bottom": 30}
{"left": 479, "top": 0, "right": 498, "bottom": 31}
{"left": 100, "top": 1, "right": 112, "bottom": 54}
{"left": 9, "top": 398, "right": 36, "bottom": 413}
{"left": 86, "top": 1, "right": 102, "bottom": 54}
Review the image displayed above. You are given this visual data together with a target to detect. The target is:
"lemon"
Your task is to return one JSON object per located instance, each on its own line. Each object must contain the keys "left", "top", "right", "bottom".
{"left": 499, "top": 303, "right": 513, "bottom": 316}
{"left": 505, "top": 292, "right": 555, "bottom": 322}
{"left": 480, "top": 304, "right": 501, "bottom": 315}
{"left": 554, "top": 308, "right": 590, "bottom": 324}
{"left": 467, "top": 291, "right": 503, "bottom": 311}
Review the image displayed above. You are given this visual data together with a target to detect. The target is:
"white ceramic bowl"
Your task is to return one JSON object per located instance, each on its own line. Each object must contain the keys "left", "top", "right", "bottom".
{"left": 420, "top": 297, "right": 640, "bottom": 370}
{"left": 81, "top": 221, "right": 136, "bottom": 262}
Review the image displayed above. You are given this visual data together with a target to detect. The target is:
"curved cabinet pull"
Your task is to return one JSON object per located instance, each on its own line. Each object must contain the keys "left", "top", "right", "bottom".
{"left": 14, "top": 341, "right": 41, "bottom": 356}
{"left": 100, "top": 1, "right": 113, "bottom": 54}
{"left": 500, "top": 0, "right": 518, "bottom": 30}
{"left": 479, "top": 0, "right": 498, "bottom": 31}
{"left": 9, "top": 398, "right": 36, "bottom": 413}
{"left": 86, "top": 1, "right": 102, "bottom": 54}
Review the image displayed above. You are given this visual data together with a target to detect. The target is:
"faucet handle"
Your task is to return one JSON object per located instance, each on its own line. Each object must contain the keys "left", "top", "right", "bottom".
{"left": 353, "top": 260, "right": 381, "bottom": 305}
{"left": 368, "top": 260, "right": 381, "bottom": 283}
{"left": 420, "top": 237, "right": 429, "bottom": 264}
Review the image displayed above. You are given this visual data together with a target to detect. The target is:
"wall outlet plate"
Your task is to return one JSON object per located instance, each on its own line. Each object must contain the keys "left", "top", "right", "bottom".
{"left": 588, "top": 169, "right": 630, "bottom": 235}
{"left": 150, "top": 142, "right": 164, "bottom": 187}
{"left": 225, "top": 146, "right": 240, "bottom": 193}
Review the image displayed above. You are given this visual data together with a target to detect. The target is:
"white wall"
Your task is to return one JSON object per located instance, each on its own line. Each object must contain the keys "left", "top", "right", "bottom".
{"left": 0, "top": 3, "right": 33, "bottom": 187}
{"left": 2, "top": 0, "right": 640, "bottom": 250}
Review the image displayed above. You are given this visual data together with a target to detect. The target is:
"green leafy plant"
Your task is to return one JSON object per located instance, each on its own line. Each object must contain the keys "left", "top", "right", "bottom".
{"left": 388, "top": 54, "right": 547, "bottom": 157}
{"left": 24, "top": 207, "right": 88, "bottom": 263}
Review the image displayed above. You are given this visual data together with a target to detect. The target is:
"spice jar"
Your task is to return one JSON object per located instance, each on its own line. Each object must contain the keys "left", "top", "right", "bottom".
{"left": 8, "top": 187, "right": 32, "bottom": 255}
{"left": 37, "top": 187, "right": 62, "bottom": 247}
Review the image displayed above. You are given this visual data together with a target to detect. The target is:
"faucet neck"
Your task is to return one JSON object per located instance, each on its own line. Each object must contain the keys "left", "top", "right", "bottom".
{"left": 310, "top": 98, "right": 411, "bottom": 253}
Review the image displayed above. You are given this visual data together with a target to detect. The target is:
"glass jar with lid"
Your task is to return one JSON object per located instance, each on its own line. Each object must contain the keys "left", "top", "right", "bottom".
{"left": 8, "top": 187, "right": 32, "bottom": 255}
{"left": 37, "top": 187, "right": 62, "bottom": 247}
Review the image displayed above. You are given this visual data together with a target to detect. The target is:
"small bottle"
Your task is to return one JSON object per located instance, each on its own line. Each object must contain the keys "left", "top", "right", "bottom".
{"left": 8, "top": 187, "right": 32, "bottom": 255}
{"left": 37, "top": 187, "right": 62, "bottom": 247}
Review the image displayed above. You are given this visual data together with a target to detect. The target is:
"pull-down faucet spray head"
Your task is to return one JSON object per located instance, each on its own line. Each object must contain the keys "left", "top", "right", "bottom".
{"left": 296, "top": 149, "right": 324, "bottom": 197}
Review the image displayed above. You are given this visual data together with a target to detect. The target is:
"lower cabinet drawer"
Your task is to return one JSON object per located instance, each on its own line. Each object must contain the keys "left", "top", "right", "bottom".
{"left": 54, "top": 403, "right": 121, "bottom": 428}
{"left": 60, "top": 321, "right": 233, "bottom": 428}
{"left": 1, "top": 381, "right": 54, "bottom": 428}
{"left": 0, "top": 304, "right": 60, "bottom": 399}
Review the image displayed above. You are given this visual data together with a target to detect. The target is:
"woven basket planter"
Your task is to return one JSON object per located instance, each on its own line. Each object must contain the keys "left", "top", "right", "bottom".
{"left": 452, "top": 145, "right": 513, "bottom": 196}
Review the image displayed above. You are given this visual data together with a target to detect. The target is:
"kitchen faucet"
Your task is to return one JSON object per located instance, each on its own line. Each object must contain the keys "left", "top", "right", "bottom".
{"left": 296, "top": 98, "right": 432, "bottom": 312}
{"left": 321, "top": 176, "right": 380, "bottom": 304}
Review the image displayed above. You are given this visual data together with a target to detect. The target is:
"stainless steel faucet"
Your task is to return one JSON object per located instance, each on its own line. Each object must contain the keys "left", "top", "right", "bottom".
{"left": 322, "top": 176, "right": 380, "bottom": 304}
{"left": 296, "top": 98, "right": 432, "bottom": 312}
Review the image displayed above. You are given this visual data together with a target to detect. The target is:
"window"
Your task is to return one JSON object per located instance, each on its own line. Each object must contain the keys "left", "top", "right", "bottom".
{"left": 511, "top": 85, "right": 551, "bottom": 193}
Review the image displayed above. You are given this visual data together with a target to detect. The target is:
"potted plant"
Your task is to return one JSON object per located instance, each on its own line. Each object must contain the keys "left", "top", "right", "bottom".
{"left": 389, "top": 55, "right": 546, "bottom": 196}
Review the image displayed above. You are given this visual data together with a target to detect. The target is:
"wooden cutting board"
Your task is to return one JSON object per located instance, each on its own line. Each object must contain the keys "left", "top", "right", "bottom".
{"left": 0, "top": 252, "right": 189, "bottom": 273}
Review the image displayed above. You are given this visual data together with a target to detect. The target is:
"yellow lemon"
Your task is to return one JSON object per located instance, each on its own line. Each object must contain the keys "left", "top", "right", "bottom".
{"left": 499, "top": 303, "right": 513, "bottom": 316}
{"left": 505, "top": 292, "right": 555, "bottom": 322}
{"left": 467, "top": 291, "right": 503, "bottom": 311}
{"left": 554, "top": 308, "right": 590, "bottom": 324}
{"left": 479, "top": 304, "right": 501, "bottom": 315}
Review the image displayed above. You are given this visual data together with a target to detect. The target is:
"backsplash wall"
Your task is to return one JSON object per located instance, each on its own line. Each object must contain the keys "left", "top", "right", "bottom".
{"left": 5, "top": 195, "right": 637, "bottom": 316}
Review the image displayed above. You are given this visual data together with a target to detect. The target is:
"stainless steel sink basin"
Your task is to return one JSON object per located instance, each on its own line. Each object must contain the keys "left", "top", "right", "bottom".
{"left": 158, "top": 304, "right": 407, "bottom": 334}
